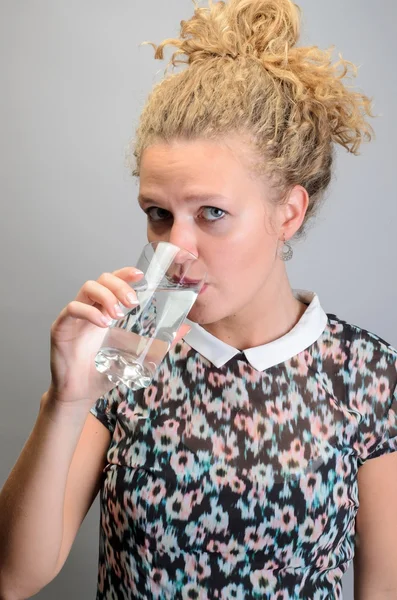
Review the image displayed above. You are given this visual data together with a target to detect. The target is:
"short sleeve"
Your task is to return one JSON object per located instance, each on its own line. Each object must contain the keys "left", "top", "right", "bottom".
{"left": 90, "top": 384, "right": 122, "bottom": 434}
{"left": 366, "top": 381, "right": 397, "bottom": 461}
{"left": 358, "top": 380, "right": 397, "bottom": 465}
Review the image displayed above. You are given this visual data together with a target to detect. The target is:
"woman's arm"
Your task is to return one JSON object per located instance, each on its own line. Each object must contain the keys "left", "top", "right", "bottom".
{"left": 0, "top": 390, "right": 110, "bottom": 600}
{"left": 354, "top": 451, "right": 397, "bottom": 599}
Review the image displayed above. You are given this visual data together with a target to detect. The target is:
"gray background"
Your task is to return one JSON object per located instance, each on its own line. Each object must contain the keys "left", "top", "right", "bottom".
{"left": 0, "top": 1, "right": 396, "bottom": 598}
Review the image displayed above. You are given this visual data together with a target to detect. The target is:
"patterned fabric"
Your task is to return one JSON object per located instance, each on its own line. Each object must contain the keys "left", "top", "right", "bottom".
{"left": 90, "top": 297, "right": 397, "bottom": 599}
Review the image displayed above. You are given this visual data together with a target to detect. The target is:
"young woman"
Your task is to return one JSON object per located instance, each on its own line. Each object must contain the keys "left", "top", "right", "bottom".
{"left": 1, "top": 0, "right": 396, "bottom": 598}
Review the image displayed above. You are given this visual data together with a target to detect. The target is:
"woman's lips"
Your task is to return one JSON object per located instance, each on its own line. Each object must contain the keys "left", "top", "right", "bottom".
{"left": 170, "top": 275, "right": 209, "bottom": 294}
{"left": 171, "top": 275, "right": 206, "bottom": 285}
{"left": 172, "top": 276, "right": 201, "bottom": 283}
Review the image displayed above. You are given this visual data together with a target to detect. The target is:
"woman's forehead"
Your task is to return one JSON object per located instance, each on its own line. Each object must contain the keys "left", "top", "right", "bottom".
{"left": 139, "top": 139, "right": 263, "bottom": 191}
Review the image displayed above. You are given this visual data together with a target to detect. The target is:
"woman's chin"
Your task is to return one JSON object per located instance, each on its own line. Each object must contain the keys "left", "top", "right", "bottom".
{"left": 187, "top": 290, "right": 223, "bottom": 325}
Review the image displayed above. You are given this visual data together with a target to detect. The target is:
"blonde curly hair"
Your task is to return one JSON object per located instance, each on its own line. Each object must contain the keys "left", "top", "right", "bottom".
{"left": 130, "top": 0, "right": 375, "bottom": 239}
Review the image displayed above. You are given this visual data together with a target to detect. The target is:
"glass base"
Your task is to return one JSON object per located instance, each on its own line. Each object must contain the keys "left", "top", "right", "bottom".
{"left": 95, "top": 348, "right": 156, "bottom": 391}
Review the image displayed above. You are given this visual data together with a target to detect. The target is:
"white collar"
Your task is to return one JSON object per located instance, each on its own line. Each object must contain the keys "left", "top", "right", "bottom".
{"left": 183, "top": 289, "right": 328, "bottom": 371}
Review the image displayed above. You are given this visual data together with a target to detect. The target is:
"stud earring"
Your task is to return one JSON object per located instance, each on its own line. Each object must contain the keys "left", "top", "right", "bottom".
{"left": 279, "top": 233, "right": 293, "bottom": 261}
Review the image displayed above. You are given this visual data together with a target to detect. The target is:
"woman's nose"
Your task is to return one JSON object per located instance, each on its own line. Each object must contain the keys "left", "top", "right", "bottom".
{"left": 168, "top": 223, "right": 198, "bottom": 259}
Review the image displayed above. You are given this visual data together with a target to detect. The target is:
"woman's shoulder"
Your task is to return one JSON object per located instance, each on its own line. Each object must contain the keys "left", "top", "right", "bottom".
{"left": 324, "top": 311, "right": 397, "bottom": 369}
{"left": 321, "top": 313, "right": 397, "bottom": 463}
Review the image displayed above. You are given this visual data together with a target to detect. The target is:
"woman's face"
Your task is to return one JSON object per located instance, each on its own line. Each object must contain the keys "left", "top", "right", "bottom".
{"left": 138, "top": 136, "right": 302, "bottom": 326}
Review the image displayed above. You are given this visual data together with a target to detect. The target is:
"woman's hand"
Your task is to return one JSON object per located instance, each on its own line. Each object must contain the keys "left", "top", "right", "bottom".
{"left": 47, "top": 267, "right": 190, "bottom": 407}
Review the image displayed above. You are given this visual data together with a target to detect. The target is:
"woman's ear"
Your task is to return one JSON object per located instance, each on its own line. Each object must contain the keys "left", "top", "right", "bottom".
{"left": 281, "top": 185, "right": 309, "bottom": 238}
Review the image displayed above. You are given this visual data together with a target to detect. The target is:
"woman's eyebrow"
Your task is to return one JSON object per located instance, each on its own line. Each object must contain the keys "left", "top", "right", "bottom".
{"left": 138, "top": 193, "right": 230, "bottom": 207}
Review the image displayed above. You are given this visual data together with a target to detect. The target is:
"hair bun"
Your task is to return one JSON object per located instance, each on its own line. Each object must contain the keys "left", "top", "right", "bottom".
{"left": 150, "top": 0, "right": 301, "bottom": 66}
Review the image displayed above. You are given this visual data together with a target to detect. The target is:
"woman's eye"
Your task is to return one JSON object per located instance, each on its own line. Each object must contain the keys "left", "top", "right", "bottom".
{"left": 145, "top": 207, "right": 170, "bottom": 222}
{"left": 145, "top": 206, "right": 226, "bottom": 223}
{"left": 201, "top": 207, "right": 226, "bottom": 221}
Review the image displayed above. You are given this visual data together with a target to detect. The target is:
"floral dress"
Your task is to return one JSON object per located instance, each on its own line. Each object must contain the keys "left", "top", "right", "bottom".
{"left": 90, "top": 290, "right": 397, "bottom": 599}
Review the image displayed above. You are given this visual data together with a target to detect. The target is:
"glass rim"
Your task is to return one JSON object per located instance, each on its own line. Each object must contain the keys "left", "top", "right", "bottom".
{"left": 139, "top": 241, "right": 207, "bottom": 286}
{"left": 143, "top": 240, "right": 199, "bottom": 261}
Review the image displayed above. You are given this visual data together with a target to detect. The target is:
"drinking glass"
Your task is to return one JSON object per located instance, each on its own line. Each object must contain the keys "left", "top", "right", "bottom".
{"left": 95, "top": 241, "right": 207, "bottom": 391}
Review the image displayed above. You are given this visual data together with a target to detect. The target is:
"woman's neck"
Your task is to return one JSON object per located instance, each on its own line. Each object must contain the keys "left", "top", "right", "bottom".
{"left": 202, "top": 269, "right": 308, "bottom": 351}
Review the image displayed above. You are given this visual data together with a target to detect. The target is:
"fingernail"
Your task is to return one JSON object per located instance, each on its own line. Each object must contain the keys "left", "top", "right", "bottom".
{"left": 127, "top": 293, "right": 139, "bottom": 305}
{"left": 101, "top": 316, "right": 113, "bottom": 326}
{"left": 115, "top": 304, "right": 124, "bottom": 317}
